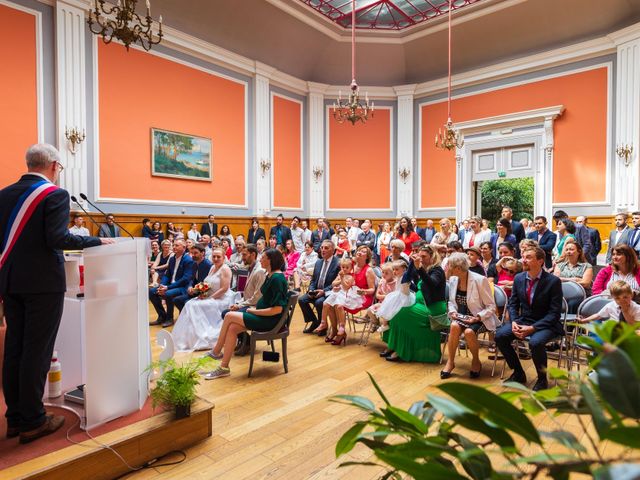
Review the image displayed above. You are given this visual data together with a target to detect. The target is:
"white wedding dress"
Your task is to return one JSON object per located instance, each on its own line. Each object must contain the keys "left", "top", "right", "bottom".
{"left": 172, "top": 265, "right": 236, "bottom": 351}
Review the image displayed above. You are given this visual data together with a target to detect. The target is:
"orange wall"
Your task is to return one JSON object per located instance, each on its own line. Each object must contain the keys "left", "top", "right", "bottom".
{"left": 421, "top": 67, "right": 608, "bottom": 208}
{"left": 0, "top": 4, "right": 38, "bottom": 187}
{"left": 98, "top": 42, "right": 246, "bottom": 205}
{"left": 272, "top": 95, "right": 302, "bottom": 209}
{"left": 329, "top": 108, "right": 391, "bottom": 209}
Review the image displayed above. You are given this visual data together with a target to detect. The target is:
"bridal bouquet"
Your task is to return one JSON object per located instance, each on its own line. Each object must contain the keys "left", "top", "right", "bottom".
{"left": 193, "top": 282, "right": 210, "bottom": 299}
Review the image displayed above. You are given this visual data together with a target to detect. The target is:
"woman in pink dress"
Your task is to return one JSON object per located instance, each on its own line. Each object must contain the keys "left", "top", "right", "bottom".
{"left": 284, "top": 239, "right": 300, "bottom": 279}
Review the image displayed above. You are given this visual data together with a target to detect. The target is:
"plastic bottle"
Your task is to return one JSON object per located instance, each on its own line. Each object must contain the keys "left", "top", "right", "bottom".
{"left": 48, "top": 351, "right": 62, "bottom": 398}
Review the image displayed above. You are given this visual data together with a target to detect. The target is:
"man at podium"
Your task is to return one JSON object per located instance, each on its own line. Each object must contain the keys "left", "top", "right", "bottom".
{"left": 0, "top": 144, "right": 112, "bottom": 444}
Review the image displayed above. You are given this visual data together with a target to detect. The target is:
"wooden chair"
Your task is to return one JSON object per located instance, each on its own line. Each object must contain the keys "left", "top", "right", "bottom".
{"left": 247, "top": 291, "right": 298, "bottom": 378}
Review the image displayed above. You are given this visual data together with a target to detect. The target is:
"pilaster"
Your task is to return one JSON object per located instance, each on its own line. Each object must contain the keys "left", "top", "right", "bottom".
{"left": 394, "top": 84, "right": 416, "bottom": 217}
{"left": 308, "top": 81, "right": 328, "bottom": 218}
{"left": 253, "top": 62, "right": 276, "bottom": 216}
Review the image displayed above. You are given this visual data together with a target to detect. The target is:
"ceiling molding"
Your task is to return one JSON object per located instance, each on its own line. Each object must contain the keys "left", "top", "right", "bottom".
{"left": 265, "top": 0, "right": 526, "bottom": 45}
{"left": 607, "top": 21, "right": 640, "bottom": 45}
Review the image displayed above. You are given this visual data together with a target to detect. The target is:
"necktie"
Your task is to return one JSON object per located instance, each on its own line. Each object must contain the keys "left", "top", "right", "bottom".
{"left": 526, "top": 277, "right": 539, "bottom": 304}
{"left": 318, "top": 260, "right": 329, "bottom": 289}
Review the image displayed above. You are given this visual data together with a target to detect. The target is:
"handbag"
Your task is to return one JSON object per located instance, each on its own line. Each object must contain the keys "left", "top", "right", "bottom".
{"left": 429, "top": 312, "right": 451, "bottom": 331}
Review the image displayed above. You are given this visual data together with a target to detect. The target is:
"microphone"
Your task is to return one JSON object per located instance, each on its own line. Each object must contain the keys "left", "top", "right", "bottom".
{"left": 79, "top": 193, "right": 134, "bottom": 238}
{"left": 70, "top": 195, "right": 101, "bottom": 233}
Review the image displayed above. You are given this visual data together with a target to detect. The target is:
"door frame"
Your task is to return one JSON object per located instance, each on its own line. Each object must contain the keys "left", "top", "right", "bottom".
{"left": 454, "top": 105, "right": 564, "bottom": 222}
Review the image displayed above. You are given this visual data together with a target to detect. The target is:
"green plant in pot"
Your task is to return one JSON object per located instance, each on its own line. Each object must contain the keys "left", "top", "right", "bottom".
{"left": 332, "top": 320, "right": 640, "bottom": 479}
{"left": 147, "top": 356, "right": 212, "bottom": 419}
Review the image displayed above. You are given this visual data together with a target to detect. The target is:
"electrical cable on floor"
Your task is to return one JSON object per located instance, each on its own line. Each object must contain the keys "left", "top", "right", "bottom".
{"left": 44, "top": 402, "right": 187, "bottom": 475}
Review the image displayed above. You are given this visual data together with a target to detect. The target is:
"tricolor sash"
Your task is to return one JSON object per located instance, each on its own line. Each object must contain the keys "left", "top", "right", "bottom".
{"left": 0, "top": 180, "right": 59, "bottom": 270}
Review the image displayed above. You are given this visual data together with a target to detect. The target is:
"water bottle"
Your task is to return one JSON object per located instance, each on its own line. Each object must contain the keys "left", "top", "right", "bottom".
{"left": 48, "top": 351, "right": 62, "bottom": 398}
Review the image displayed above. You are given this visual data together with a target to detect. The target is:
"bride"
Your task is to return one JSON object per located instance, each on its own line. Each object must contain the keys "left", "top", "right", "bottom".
{"left": 172, "top": 247, "right": 236, "bottom": 351}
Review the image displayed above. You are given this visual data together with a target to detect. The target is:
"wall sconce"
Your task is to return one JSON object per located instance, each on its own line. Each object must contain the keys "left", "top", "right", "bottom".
{"left": 398, "top": 167, "right": 411, "bottom": 184}
{"left": 65, "top": 127, "right": 85, "bottom": 154}
{"left": 259, "top": 158, "right": 271, "bottom": 177}
{"left": 312, "top": 166, "right": 324, "bottom": 183}
{"left": 616, "top": 144, "right": 634, "bottom": 167}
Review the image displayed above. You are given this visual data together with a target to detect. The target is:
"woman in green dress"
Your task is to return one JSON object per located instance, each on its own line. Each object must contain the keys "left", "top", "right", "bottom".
{"left": 203, "top": 248, "right": 289, "bottom": 379}
{"left": 381, "top": 244, "right": 447, "bottom": 363}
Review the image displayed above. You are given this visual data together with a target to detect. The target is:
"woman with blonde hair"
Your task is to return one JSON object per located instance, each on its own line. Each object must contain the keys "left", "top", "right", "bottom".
{"left": 431, "top": 218, "right": 458, "bottom": 254}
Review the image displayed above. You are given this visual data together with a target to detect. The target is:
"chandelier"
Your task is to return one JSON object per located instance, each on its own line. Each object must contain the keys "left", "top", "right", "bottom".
{"left": 332, "top": 0, "right": 373, "bottom": 125}
{"left": 435, "top": 1, "right": 464, "bottom": 151}
{"left": 88, "top": 0, "right": 163, "bottom": 52}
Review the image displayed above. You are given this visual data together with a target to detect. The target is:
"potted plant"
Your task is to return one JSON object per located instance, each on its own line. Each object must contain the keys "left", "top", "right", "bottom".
{"left": 147, "top": 356, "right": 212, "bottom": 419}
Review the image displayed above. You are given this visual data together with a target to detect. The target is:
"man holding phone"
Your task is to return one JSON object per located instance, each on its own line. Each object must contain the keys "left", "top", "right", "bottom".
{"left": 298, "top": 240, "right": 340, "bottom": 333}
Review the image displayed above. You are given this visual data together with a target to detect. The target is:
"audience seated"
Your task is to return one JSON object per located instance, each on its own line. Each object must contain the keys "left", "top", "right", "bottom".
{"left": 228, "top": 237, "right": 246, "bottom": 268}
{"left": 593, "top": 244, "right": 640, "bottom": 299}
{"left": 479, "top": 241, "right": 496, "bottom": 277}
{"left": 150, "top": 239, "right": 173, "bottom": 286}
{"left": 465, "top": 246, "right": 486, "bottom": 276}
{"left": 187, "top": 222, "right": 202, "bottom": 242}
{"left": 298, "top": 240, "right": 340, "bottom": 333}
{"left": 173, "top": 244, "right": 213, "bottom": 312}
{"left": 203, "top": 248, "right": 289, "bottom": 379}
{"left": 495, "top": 246, "right": 563, "bottom": 391}
{"left": 386, "top": 238, "right": 409, "bottom": 265}
{"left": 366, "top": 262, "right": 397, "bottom": 331}
{"left": 293, "top": 241, "right": 318, "bottom": 290}
{"left": 335, "top": 229, "right": 351, "bottom": 256}
{"left": 284, "top": 239, "right": 301, "bottom": 279}
{"left": 552, "top": 238, "right": 593, "bottom": 301}
{"left": 98, "top": 213, "right": 120, "bottom": 237}
{"left": 69, "top": 214, "right": 89, "bottom": 236}
{"left": 441, "top": 252, "right": 498, "bottom": 379}
{"left": 579, "top": 280, "right": 640, "bottom": 332}
{"left": 219, "top": 224, "right": 235, "bottom": 250}
{"left": 148, "top": 238, "right": 194, "bottom": 327}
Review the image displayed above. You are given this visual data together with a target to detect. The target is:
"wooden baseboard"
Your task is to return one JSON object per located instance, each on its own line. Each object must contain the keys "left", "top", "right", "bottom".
{"left": 4, "top": 398, "right": 214, "bottom": 480}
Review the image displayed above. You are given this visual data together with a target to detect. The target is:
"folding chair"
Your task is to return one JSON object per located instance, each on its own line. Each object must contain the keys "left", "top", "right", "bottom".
{"left": 567, "top": 294, "right": 611, "bottom": 371}
{"left": 490, "top": 285, "right": 508, "bottom": 376}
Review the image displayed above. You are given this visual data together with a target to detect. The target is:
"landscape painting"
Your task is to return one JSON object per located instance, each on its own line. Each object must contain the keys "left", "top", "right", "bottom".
{"left": 151, "top": 128, "right": 212, "bottom": 181}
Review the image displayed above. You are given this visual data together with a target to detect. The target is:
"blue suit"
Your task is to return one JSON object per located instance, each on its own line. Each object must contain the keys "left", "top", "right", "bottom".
{"left": 527, "top": 229, "right": 556, "bottom": 268}
{"left": 0, "top": 174, "right": 102, "bottom": 432}
{"left": 298, "top": 256, "right": 340, "bottom": 330}
{"left": 173, "top": 258, "right": 212, "bottom": 311}
{"left": 149, "top": 253, "right": 195, "bottom": 322}
{"left": 495, "top": 270, "right": 563, "bottom": 378}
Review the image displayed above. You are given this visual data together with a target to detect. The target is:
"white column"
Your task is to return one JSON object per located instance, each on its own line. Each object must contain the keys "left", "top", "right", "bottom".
{"left": 538, "top": 116, "right": 556, "bottom": 222}
{"left": 254, "top": 62, "right": 275, "bottom": 216}
{"left": 55, "top": 1, "right": 87, "bottom": 199}
{"left": 615, "top": 37, "right": 640, "bottom": 212}
{"left": 308, "top": 81, "right": 328, "bottom": 218}
{"left": 455, "top": 148, "right": 470, "bottom": 222}
{"left": 394, "top": 84, "right": 416, "bottom": 217}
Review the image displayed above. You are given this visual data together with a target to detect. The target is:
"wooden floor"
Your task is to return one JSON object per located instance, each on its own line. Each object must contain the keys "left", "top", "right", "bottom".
{"left": 117, "top": 308, "right": 590, "bottom": 480}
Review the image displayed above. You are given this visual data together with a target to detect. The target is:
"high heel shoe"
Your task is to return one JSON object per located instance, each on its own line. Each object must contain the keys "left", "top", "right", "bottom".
{"left": 331, "top": 332, "right": 346, "bottom": 346}
{"left": 470, "top": 362, "right": 482, "bottom": 379}
{"left": 324, "top": 335, "right": 336, "bottom": 343}
{"left": 440, "top": 365, "right": 454, "bottom": 379}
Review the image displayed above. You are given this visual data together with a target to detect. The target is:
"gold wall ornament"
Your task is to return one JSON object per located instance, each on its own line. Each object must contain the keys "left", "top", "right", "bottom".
{"left": 434, "top": 119, "right": 464, "bottom": 151}
{"left": 398, "top": 167, "right": 411, "bottom": 184}
{"left": 259, "top": 158, "right": 271, "bottom": 177}
{"left": 616, "top": 144, "right": 634, "bottom": 167}
{"left": 312, "top": 166, "right": 324, "bottom": 182}
{"left": 88, "top": 0, "right": 163, "bottom": 52}
{"left": 65, "top": 127, "right": 86, "bottom": 154}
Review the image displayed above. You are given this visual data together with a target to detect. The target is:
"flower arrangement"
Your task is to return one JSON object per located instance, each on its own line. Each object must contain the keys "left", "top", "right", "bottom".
{"left": 192, "top": 282, "right": 210, "bottom": 298}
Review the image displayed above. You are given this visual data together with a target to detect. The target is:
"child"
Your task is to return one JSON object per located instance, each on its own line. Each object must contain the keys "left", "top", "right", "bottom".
{"left": 376, "top": 260, "right": 415, "bottom": 332}
{"left": 579, "top": 280, "right": 640, "bottom": 332}
{"left": 495, "top": 256, "right": 522, "bottom": 297}
{"left": 366, "top": 263, "right": 397, "bottom": 331}
{"left": 315, "top": 258, "right": 365, "bottom": 335}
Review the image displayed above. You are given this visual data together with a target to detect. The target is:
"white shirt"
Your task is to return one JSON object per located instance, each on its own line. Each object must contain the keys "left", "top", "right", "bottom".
{"left": 171, "top": 255, "right": 183, "bottom": 283}
{"left": 302, "top": 228, "right": 312, "bottom": 243}
{"left": 347, "top": 227, "right": 361, "bottom": 251}
{"left": 187, "top": 230, "right": 201, "bottom": 242}
{"left": 69, "top": 225, "right": 90, "bottom": 236}
{"left": 462, "top": 229, "right": 491, "bottom": 249}
{"left": 597, "top": 300, "right": 640, "bottom": 324}
{"left": 291, "top": 226, "right": 305, "bottom": 252}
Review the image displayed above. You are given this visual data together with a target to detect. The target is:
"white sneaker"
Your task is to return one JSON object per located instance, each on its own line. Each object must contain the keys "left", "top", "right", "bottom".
{"left": 203, "top": 366, "right": 230, "bottom": 380}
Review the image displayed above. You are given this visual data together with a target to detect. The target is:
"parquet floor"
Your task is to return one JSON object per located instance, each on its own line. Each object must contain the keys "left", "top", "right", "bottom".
{"left": 119, "top": 307, "right": 583, "bottom": 480}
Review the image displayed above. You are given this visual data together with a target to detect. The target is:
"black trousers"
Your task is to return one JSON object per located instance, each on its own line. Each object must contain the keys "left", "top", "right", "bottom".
{"left": 495, "top": 322, "right": 558, "bottom": 378}
{"left": 297, "top": 293, "right": 326, "bottom": 329}
{"left": 3, "top": 292, "right": 64, "bottom": 431}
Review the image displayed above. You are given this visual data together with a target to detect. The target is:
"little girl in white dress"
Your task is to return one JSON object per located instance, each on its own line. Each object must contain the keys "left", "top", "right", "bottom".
{"left": 376, "top": 260, "right": 415, "bottom": 332}
{"left": 323, "top": 257, "right": 365, "bottom": 311}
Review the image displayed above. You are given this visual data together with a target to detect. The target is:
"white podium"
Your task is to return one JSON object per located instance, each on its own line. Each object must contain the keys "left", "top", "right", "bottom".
{"left": 54, "top": 238, "right": 150, "bottom": 429}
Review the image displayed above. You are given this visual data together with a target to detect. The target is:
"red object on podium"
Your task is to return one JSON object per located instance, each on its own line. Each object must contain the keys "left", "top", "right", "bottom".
{"left": 79, "top": 265, "right": 84, "bottom": 287}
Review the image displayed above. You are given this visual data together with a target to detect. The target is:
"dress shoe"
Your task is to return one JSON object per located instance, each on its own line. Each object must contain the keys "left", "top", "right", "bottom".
{"left": 6, "top": 426, "right": 19, "bottom": 439}
{"left": 470, "top": 370, "right": 481, "bottom": 379}
{"left": 504, "top": 371, "right": 527, "bottom": 385}
{"left": 385, "top": 354, "right": 401, "bottom": 362}
{"left": 149, "top": 318, "right": 163, "bottom": 326}
{"left": 303, "top": 323, "right": 319, "bottom": 334}
{"left": 19, "top": 415, "right": 65, "bottom": 444}
{"left": 440, "top": 370, "right": 453, "bottom": 379}
{"left": 161, "top": 319, "right": 174, "bottom": 328}
{"left": 532, "top": 377, "right": 549, "bottom": 392}
{"left": 315, "top": 328, "right": 328, "bottom": 337}
{"left": 379, "top": 349, "right": 393, "bottom": 358}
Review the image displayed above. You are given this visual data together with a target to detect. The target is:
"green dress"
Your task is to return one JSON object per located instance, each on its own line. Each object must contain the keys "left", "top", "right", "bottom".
{"left": 382, "top": 280, "right": 446, "bottom": 363}
{"left": 242, "top": 272, "right": 289, "bottom": 332}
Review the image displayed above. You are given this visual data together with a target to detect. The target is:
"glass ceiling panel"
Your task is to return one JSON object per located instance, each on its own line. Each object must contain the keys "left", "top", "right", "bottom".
{"left": 300, "top": 0, "right": 484, "bottom": 30}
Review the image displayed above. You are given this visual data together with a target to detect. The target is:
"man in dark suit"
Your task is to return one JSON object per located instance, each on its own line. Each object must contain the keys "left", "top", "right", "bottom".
{"left": 269, "top": 214, "right": 292, "bottom": 247}
{"left": 200, "top": 214, "right": 218, "bottom": 237}
{"left": 527, "top": 216, "right": 556, "bottom": 269}
{"left": 0, "top": 144, "right": 110, "bottom": 443}
{"left": 149, "top": 238, "right": 195, "bottom": 327}
{"left": 247, "top": 218, "right": 266, "bottom": 244}
{"left": 310, "top": 218, "right": 331, "bottom": 253}
{"left": 411, "top": 217, "right": 425, "bottom": 240}
{"left": 298, "top": 240, "right": 340, "bottom": 334}
{"left": 495, "top": 246, "right": 563, "bottom": 391}
{"left": 173, "top": 244, "right": 212, "bottom": 311}
{"left": 576, "top": 216, "right": 601, "bottom": 265}
{"left": 605, "top": 213, "right": 630, "bottom": 263}
{"left": 501, "top": 206, "right": 525, "bottom": 255}
{"left": 98, "top": 213, "right": 121, "bottom": 237}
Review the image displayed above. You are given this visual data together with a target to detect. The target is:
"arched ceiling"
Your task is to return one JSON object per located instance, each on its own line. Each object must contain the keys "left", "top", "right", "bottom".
{"left": 149, "top": 0, "right": 640, "bottom": 86}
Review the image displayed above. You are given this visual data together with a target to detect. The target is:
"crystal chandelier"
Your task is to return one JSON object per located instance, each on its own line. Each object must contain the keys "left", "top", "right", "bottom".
{"left": 332, "top": 0, "right": 374, "bottom": 125}
{"left": 87, "top": 0, "right": 163, "bottom": 52}
{"left": 435, "top": 1, "right": 464, "bottom": 151}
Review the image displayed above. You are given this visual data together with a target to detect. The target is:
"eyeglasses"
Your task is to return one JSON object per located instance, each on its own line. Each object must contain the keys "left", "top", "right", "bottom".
{"left": 55, "top": 161, "right": 64, "bottom": 172}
